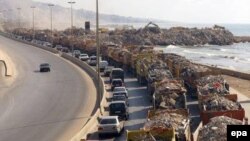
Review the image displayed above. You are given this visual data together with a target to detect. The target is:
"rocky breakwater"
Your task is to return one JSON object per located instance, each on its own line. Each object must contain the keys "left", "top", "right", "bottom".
{"left": 107, "top": 23, "right": 235, "bottom": 46}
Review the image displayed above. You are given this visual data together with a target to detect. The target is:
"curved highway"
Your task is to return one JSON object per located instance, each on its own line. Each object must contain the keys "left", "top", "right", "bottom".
{"left": 0, "top": 36, "right": 97, "bottom": 141}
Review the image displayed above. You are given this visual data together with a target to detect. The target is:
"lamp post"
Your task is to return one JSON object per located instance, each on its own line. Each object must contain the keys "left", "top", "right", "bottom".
{"left": 68, "top": 1, "right": 75, "bottom": 56}
{"left": 17, "top": 7, "right": 21, "bottom": 29}
{"left": 31, "top": 6, "right": 36, "bottom": 40}
{"left": 48, "top": 4, "right": 54, "bottom": 47}
{"left": 96, "top": 0, "right": 101, "bottom": 114}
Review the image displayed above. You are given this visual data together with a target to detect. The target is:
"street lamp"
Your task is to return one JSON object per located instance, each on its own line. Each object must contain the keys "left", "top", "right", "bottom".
{"left": 17, "top": 7, "right": 21, "bottom": 29}
{"left": 96, "top": 0, "right": 101, "bottom": 114}
{"left": 48, "top": 4, "right": 54, "bottom": 47}
{"left": 68, "top": 1, "right": 76, "bottom": 55}
{"left": 31, "top": 6, "right": 36, "bottom": 40}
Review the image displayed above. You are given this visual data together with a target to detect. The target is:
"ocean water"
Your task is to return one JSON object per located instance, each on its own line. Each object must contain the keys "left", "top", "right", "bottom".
{"left": 155, "top": 43, "right": 250, "bottom": 74}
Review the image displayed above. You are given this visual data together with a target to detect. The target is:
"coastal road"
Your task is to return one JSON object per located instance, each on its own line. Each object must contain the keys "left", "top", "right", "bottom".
{"left": 0, "top": 36, "right": 97, "bottom": 141}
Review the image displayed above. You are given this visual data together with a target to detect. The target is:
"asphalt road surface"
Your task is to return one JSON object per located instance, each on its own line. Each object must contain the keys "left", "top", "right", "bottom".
{"left": 0, "top": 36, "right": 97, "bottom": 141}
{"left": 87, "top": 73, "right": 151, "bottom": 141}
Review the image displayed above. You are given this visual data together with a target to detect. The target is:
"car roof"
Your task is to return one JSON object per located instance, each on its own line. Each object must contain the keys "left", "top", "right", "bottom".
{"left": 110, "top": 101, "right": 126, "bottom": 104}
{"left": 112, "top": 79, "right": 122, "bottom": 81}
{"left": 114, "top": 87, "right": 126, "bottom": 89}
{"left": 112, "top": 68, "right": 123, "bottom": 71}
{"left": 40, "top": 63, "right": 49, "bottom": 66}
{"left": 100, "top": 116, "right": 118, "bottom": 119}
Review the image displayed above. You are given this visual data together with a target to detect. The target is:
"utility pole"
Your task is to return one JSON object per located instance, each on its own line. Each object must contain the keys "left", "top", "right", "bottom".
{"left": 31, "top": 6, "right": 36, "bottom": 40}
{"left": 17, "top": 7, "right": 21, "bottom": 29}
{"left": 68, "top": 1, "right": 75, "bottom": 56}
{"left": 96, "top": 0, "right": 101, "bottom": 114}
{"left": 48, "top": 4, "right": 54, "bottom": 47}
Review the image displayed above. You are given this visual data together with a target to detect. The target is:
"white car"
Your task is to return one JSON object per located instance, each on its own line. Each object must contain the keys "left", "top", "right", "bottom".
{"left": 100, "top": 60, "right": 109, "bottom": 71}
{"left": 98, "top": 116, "right": 124, "bottom": 136}
{"left": 79, "top": 53, "right": 89, "bottom": 61}
{"left": 113, "top": 87, "right": 128, "bottom": 98}
{"left": 88, "top": 56, "right": 97, "bottom": 66}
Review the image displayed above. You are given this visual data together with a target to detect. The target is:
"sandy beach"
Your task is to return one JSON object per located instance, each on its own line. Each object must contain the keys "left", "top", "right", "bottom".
{"left": 223, "top": 75, "right": 250, "bottom": 98}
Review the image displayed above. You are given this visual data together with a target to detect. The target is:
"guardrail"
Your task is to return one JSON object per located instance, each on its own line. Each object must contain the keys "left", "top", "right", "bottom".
{"left": 0, "top": 60, "right": 10, "bottom": 76}
{"left": 0, "top": 31, "right": 106, "bottom": 141}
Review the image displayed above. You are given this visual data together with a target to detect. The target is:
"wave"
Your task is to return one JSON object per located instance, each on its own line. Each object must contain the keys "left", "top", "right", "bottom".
{"left": 167, "top": 45, "right": 179, "bottom": 49}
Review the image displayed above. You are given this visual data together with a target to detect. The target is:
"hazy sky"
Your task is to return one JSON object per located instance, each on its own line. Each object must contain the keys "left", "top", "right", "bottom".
{"left": 33, "top": 0, "right": 250, "bottom": 24}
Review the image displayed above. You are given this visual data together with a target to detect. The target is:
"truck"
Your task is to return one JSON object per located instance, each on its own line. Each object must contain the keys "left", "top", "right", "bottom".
{"left": 147, "top": 109, "right": 191, "bottom": 141}
{"left": 199, "top": 95, "right": 245, "bottom": 125}
{"left": 152, "top": 78, "right": 187, "bottom": 109}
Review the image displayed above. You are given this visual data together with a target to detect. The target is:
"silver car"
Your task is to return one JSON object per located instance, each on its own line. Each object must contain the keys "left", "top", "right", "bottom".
{"left": 98, "top": 116, "right": 124, "bottom": 136}
{"left": 113, "top": 87, "right": 128, "bottom": 98}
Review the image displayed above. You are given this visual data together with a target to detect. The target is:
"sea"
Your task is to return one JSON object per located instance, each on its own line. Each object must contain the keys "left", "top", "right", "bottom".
{"left": 104, "top": 23, "right": 250, "bottom": 74}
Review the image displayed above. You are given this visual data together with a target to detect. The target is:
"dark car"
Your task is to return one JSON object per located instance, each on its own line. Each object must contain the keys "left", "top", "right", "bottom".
{"left": 110, "top": 68, "right": 124, "bottom": 83}
{"left": 111, "top": 79, "right": 124, "bottom": 91}
{"left": 40, "top": 63, "right": 50, "bottom": 72}
{"left": 104, "top": 66, "right": 114, "bottom": 77}
{"left": 109, "top": 101, "right": 129, "bottom": 120}
{"left": 61, "top": 47, "right": 70, "bottom": 53}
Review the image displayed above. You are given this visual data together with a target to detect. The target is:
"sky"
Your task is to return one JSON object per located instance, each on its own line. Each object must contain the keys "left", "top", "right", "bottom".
{"left": 34, "top": 0, "right": 250, "bottom": 24}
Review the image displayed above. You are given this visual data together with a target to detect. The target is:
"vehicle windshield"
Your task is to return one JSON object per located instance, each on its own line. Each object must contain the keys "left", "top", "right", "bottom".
{"left": 112, "top": 80, "right": 122, "bottom": 85}
{"left": 114, "top": 87, "right": 126, "bottom": 92}
{"left": 110, "top": 103, "right": 125, "bottom": 111}
{"left": 100, "top": 118, "right": 117, "bottom": 124}
{"left": 112, "top": 70, "right": 123, "bottom": 76}
{"left": 113, "top": 96, "right": 126, "bottom": 101}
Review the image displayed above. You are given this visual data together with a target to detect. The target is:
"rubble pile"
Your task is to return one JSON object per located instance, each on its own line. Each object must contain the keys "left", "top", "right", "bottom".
{"left": 154, "top": 79, "right": 186, "bottom": 109}
{"left": 203, "top": 95, "right": 241, "bottom": 111}
{"left": 130, "top": 132, "right": 156, "bottom": 141}
{"left": 144, "top": 111, "right": 188, "bottom": 130}
{"left": 181, "top": 64, "right": 212, "bottom": 80}
{"left": 196, "top": 75, "right": 229, "bottom": 95}
{"left": 198, "top": 116, "right": 242, "bottom": 141}
{"left": 155, "top": 79, "right": 186, "bottom": 94}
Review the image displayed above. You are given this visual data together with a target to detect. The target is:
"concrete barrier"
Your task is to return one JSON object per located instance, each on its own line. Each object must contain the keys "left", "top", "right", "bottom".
{"left": 0, "top": 32, "right": 107, "bottom": 141}
{"left": 61, "top": 53, "right": 108, "bottom": 140}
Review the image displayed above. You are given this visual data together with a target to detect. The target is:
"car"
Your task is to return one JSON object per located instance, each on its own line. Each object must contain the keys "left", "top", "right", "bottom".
{"left": 110, "top": 68, "right": 124, "bottom": 83}
{"left": 40, "top": 63, "right": 50, "bottom": 72}
{"left": 104, "top": 66, "right": 114, "bottom": 77}
{"left": 112, "top": 95, "right": 129, "bottom": 106}
{"left": 97, "top": 116, "right": 124, "bottom": 137}
{"left": 88, "top": 56, "right": 97, "bottom": 66}
{"left": 99, "top": 60, "right": 109, "bottom": 71}
{"left": 113, "top": 87, "right": 128, "bottom": 97}
{"left": 109, "top": 101, "right": 129, "bottom": 120}
{"left": 73, "top": 50, "right": 81, "bottom": 58}
{"left": 55, "top": 45, "right": 63, "bottom": 51}
{"left": 61, "top": 47, "right": 70, "bottom": 53}
{"left": 111, "top": 79, "right": 124, "bottom": 91}
{"left": 79, "top": 53, "right": 89, "bottom": 61}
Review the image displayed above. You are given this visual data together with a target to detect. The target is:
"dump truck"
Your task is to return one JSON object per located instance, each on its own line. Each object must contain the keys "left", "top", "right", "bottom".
{"left": 147, "top": 60, "right": 173, "bottom": 96}
{"left": 152, "top": 78, "right": 187, "bottom": 109}
{"left": 199, "top": 95, "right": 245, "bottom": 125}
{"left": 197, "top": 116, "right": 244, "bottom": 141}
{"left": 181, "top": 68, "right": 223, "bottom": 98}
{"left": 147, "top": 109, "right": 191, "bottom": 141}
{"left": 127, "top": 130, "right": 175, "bottom": 141}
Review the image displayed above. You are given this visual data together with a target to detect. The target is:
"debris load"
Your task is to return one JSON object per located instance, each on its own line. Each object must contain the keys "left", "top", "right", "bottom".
{"left": 197, "top": 75, "right": 229, "bottom": 95}
{"left": 153, "top": 79, "right": 186, "bottom": 109}
{"left": 198, "top": 116, "right": 242, "bottom": 141}
{"left": 202, "top": 95, "right": 241, "bottom": 111}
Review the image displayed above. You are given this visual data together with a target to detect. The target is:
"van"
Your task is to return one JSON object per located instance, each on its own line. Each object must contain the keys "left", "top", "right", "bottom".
{"left": 110, "top": 68, "right": 124, "bottom": 83}
{"left": 100, "top": 61, "right": 109, "bottom": 71}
